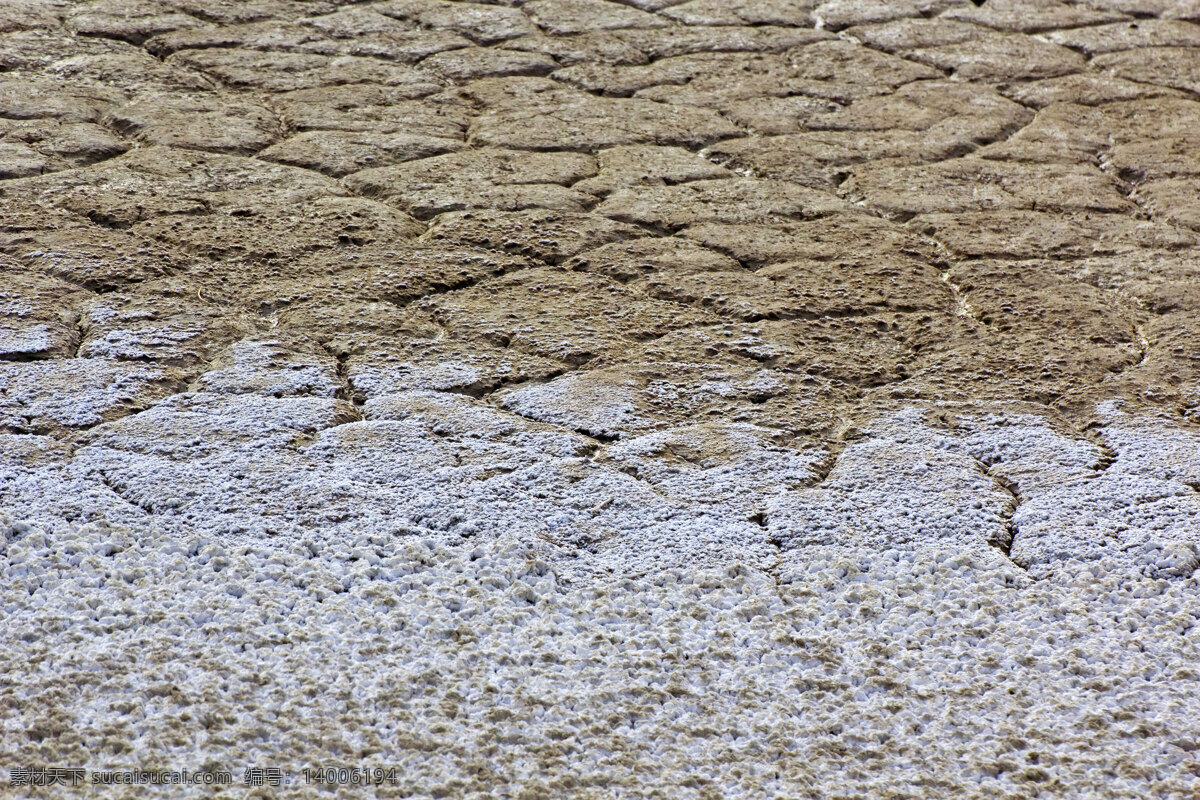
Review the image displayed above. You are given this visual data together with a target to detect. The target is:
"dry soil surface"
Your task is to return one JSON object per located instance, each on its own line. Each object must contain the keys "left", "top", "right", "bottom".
{"left": 2, "top": 0, "right": 1200, "bottom": 798}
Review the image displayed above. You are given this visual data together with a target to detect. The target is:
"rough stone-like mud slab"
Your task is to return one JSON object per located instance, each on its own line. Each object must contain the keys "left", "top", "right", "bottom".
{"left": 1, "top": 1, "right": 1199, "bottom": 798}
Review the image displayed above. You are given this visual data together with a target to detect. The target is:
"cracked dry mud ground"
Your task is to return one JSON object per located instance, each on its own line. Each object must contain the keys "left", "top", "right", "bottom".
{"left": 2, "top": 1, "right": 1200, "bottom": 798}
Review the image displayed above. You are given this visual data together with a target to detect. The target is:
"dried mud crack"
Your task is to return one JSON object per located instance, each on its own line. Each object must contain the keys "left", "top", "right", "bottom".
{"left": 2, "top": 2, "right": 1200, "bottom": 798}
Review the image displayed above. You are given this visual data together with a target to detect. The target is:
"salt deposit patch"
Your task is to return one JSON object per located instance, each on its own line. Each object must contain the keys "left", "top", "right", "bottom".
{"left": 1, "top": 519, "right": 1197, "bottom": 798}
{"left": 0, "top": 359, "right": 179, "bottom": 433}
{"left": 5, "top": 394, "right": 1197, "bottom": 580}
{"left": 7, "top": 390, "right": 780, "bottom": 574}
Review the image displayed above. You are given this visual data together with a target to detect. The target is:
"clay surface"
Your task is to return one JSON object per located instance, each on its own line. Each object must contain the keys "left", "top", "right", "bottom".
{"left": 2, "top": 1, "right": 1199, "bottom": 798}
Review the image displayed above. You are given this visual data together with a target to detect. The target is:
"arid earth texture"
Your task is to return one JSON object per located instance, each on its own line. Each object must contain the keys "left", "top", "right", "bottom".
{"left": 2, "top": 0, "right": 1200, "bottom": 797}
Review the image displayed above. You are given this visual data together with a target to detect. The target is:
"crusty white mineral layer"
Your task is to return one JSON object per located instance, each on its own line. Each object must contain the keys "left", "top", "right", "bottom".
{"left": 1, "top": 519, "right": 1198, "bottom": 799}
{"left": 3, "top": 390, "right": 1199, "bottom": 798}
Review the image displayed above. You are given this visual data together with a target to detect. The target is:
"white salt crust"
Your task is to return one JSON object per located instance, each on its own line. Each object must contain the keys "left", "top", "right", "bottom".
{"left": 1, "top": 522, "right": 1198, "bottom": 799}
{"left": 4, "top": 385, "right": 1195, "bottom": 579}
{"left": 3, "top": 388, "right": 1198, "bottom": 798}
{"left": 0, "top": 358, "right": 173, "bottom": 431}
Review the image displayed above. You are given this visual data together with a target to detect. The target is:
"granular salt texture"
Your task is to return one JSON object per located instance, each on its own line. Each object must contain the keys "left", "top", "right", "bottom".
{"left": 1010, "top": 404, "right": 1200, "bottom": 578}
{"left": 187, "top": 339, "right": 342, "bottom": 398}
{"left": 773, "top": 407, "right": 1200, "bottom": 580}
{"left": 1, "top": 519, "right": 1198, "bottom": 799}
{"left": 5, "top": 388, "right": 782, "bottom": 574}
{"left": 0, "top": 359, "right": 179, "bottom": 434}
{"left": 6, "top": 393, "right": 1197, "bottom": 581}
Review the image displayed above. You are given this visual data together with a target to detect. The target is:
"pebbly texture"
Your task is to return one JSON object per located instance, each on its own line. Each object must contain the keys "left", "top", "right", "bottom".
{"left": 3, "top": 522, "right": 1199, "bottom": 799}
{"left": 1, "top": 1, "right": 1199, "bottom": 798}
